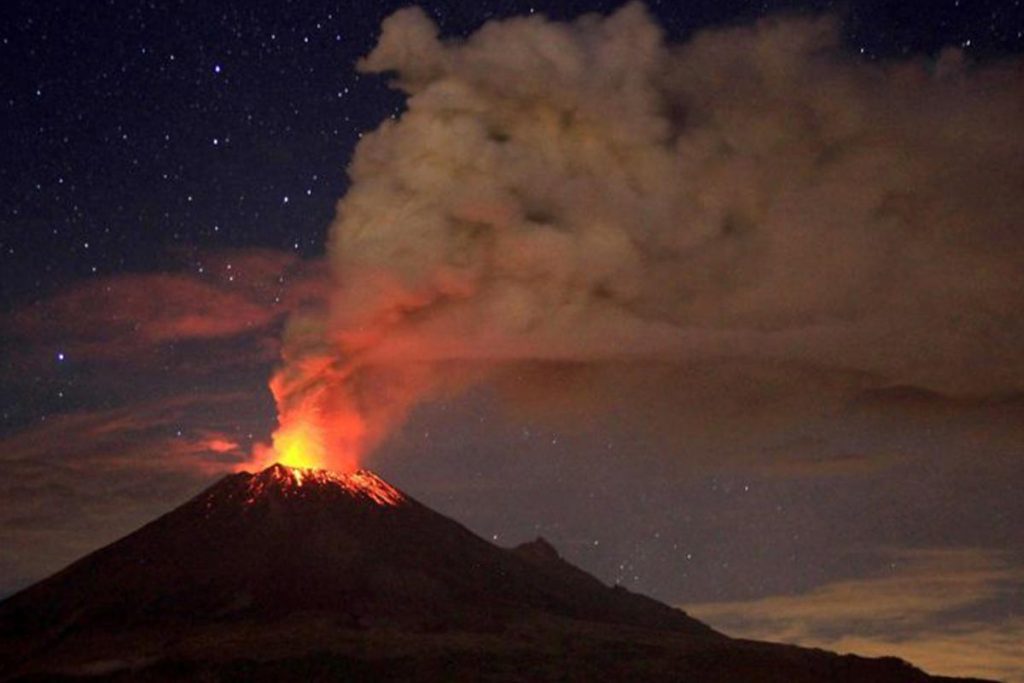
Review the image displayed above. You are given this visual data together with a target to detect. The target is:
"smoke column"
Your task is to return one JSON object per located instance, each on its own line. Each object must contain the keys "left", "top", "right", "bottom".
{"left": 254, "top": 3, "right": 1024, "bottom": 472}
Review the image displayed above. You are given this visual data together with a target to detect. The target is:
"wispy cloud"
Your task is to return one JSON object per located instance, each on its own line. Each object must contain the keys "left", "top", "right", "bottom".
{"left": 687, "top": 547, "right": 1024, "bottom": 682}
{"left": 5, "top": 249, "right": 326, "bottom": 365}
{"left": 0, "top": 393, "right": 249, "bottom": 472}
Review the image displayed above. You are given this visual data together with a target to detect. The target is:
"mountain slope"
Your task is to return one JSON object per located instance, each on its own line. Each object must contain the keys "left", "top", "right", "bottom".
{"left": 0, "top": 465, "right": 995, "bottom": 682}
{"left": 0, "top": 465, "right": 706, "bottom": 635}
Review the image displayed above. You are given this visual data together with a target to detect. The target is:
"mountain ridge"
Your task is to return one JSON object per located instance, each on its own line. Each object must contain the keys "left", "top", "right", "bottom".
{"left": 0, "top": 464, "right": 997, "bottom": 682}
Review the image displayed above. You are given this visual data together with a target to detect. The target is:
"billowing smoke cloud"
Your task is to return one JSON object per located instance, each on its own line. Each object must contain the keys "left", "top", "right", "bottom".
{"left": 261, "top": 3, "right": 1024, "bottom": 471}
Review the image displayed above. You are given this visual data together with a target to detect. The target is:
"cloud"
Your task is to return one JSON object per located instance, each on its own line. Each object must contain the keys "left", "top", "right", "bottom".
{"left": 687, "top": 547, "right": 1024, "bottom": 681}
{"left": 6, "top": 248, "right": 326, "bottom": 365}
{"left": 264, "top": 3, "right": 1024, "bottom": 469}
{"left": 0, "top": 394, "right": 250, "bottom": 474}
{"left": 823, "top": 624, "right": 1024, "bottom": 683}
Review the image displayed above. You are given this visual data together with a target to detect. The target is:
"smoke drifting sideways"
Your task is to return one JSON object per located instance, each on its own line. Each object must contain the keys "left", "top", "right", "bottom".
{"left": 250, "top": 3, "right": 1024, "bottom": 473}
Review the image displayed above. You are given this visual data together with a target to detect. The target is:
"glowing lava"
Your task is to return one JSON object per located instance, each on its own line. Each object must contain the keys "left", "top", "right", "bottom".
{"left": 243, "top": 463, "right": 406, "bottom": 507}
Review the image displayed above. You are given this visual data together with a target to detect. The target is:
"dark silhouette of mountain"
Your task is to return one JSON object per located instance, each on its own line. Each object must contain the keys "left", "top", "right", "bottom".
{"left": 0, "top": 465, "right": 996, "bottom": 682}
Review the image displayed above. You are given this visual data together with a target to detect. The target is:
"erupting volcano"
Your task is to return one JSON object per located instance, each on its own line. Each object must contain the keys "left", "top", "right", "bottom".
{"left": 0, "top": 463, "right": 988, "bottom": 682}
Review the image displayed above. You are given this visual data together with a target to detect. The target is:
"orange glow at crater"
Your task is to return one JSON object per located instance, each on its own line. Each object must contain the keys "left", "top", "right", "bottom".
{"left": 271, "top": 420, "right": 326, "bottom": 470}
{"left": 242, "top": 407, "right": 365, "bottom": 474}
{"left": 239, "top": 334, "right": 432, "bottom": 474}
{"left": 240, "top": 360, "right": 369, "bottom": 474}
{"left": 242, "top": 464, "right": 406, "bottom": 506}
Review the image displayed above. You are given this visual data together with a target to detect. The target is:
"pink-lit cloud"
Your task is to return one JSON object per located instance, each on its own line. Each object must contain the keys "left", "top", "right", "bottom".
{"left": 6, "top": 249, "right": 326, "bottom": 364}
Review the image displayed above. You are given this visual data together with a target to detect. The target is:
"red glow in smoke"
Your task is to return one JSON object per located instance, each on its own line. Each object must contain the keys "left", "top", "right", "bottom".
{"left": 240, "top": 356, "right": 369, "bottom": 473}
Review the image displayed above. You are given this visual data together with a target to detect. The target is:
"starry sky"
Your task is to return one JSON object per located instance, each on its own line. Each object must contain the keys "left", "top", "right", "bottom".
{"left": 2, "top": 1, "right": 1024, "bottom": 680}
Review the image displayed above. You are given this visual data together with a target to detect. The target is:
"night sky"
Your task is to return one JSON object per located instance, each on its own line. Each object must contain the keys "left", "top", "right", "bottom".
{"left": 3, "top": 1, "right": 1024, "bottom": 680}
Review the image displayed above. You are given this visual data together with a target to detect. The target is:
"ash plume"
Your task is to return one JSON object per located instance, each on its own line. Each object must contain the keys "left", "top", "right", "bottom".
{"left": 265, "top": 3, "right": 1024, "bottom": 470}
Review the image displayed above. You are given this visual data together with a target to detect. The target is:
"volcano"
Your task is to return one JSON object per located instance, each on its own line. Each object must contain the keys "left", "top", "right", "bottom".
{"left": 0, "top": 465, "right": 991, "bottom": 682}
